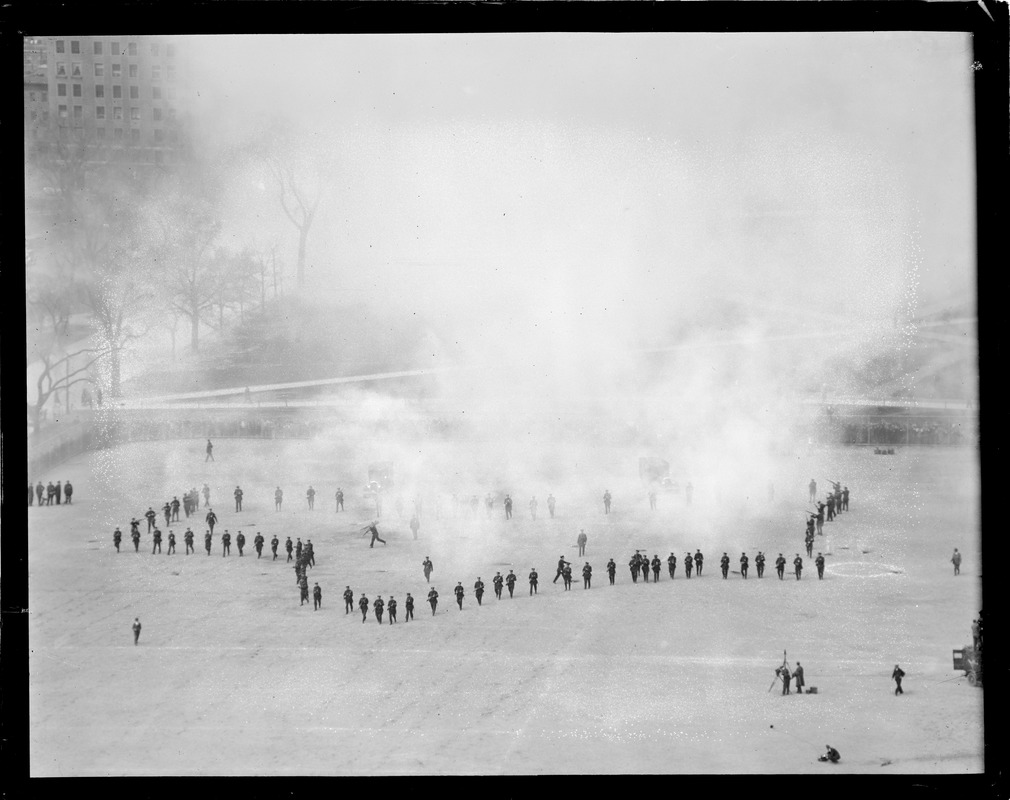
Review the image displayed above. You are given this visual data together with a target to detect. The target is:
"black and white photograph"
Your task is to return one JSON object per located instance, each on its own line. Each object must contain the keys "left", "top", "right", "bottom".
{"left": 22, "top": 11, "right": 994, "bottom": 777}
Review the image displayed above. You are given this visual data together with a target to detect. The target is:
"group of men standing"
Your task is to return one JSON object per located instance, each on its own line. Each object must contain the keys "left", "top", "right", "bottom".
{"left": 29, "top": 479, "right": 73, "bottom": 505}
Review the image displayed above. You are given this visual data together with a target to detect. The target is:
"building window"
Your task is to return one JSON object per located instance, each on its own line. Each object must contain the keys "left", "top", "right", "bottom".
{"left": 113, "top": 106, "right": 123, "bottom": 120}
{"left": 56, "top": 40, "right": 65, "bottom": 54}
{"left": 167, "top": 65, "right": 176, "bottom": 81}
{"left": 96, "top": 106, "right": 106, "bottom": 120}
{"left": 72, "top": 84, "right": 82, "bottom": 97}
{"left": 39, "top": 50, "right": 47, "bottom": 66}
{"left": 151, "top": 43, "right": 160, "bottom": 56}
{"left": 113, "top": 85, "right": 122, "bottom": 98}
{"left": 154, "top": 128, "right": 164, "bottom": 142}
{"left": 167, "top": 43, "right": 176, "bottom": 57}
{"left": 56, "top": 63, "right": 66, "bottom": 77}
{"left": 152, "top": 86, "right": 162, "bottom": 100}
{"left": 111, "top": 63, "right": 121, "bottom": 78}
{"left": 111, "top": 42, "right": 120, "bottom": 56}
{"left": 152, "top": 65, "right": 161, "bottom": 80}
{"left": 73, "top": 105, "right": 83, "bottom": 120}
{"left": 71, "top": 40, "right": 80, "bottom": 54}
{"left": 128, "top": 42, "right": 137, "bottom": 56}
{"left": 94, "top": 62, "right": 104, "bottom": 77}
{"left": 57, "top": 83, "right": 67, "bottom": 97}
{"left": 97, "top": 127, "right": 106, "bottom": 139}
{"left": 167, "top": 107, "right": 177, "bottom": 122}
{"left": 72, "top": 63, "right": 81, "bottom": 77}
{"left": 130, "top": 85, "right": 139, "bottom": 99}
{"left": 58, "top": 104, "right": 67, "bottom": 118}
{"left": 129, "top": 64, "right": 138, "bottom": 78}
{"left": 95, "top": 85, "right": 104, "bottom": 98}
{"left": 131, "top": 128, "right": 140, "bottom": 142}
{"left": 94, "top": 41, "right": 103, "bottom": 55}
{"left": 153, "top": 107, "right": 162, "bottom": 121}
{"left": 114, "top": 128, "right": 123, "bottom": 140}
{"left": 130, "top": 107, "right": 140, "bottom": 121}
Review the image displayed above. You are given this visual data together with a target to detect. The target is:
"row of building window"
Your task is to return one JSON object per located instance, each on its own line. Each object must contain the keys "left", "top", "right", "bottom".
{"left": 55, "top": 83, "right": 176, "bottom": 101}
{"left": 55, "top": 40, "right": 176, "bottom": 57}
{"left": 49, "top": 125, "right": 178, "bottom": 144}
{"left": 55, "top": 63, "right": 176, "bottom": 80}
{"left": 56, "top": 104, "right": 175, "bottom": 123}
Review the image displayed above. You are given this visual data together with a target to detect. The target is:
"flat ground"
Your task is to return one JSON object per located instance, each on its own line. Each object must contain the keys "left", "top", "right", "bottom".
{"left": 28, "top": 437, "right": 983, "bottom": 775}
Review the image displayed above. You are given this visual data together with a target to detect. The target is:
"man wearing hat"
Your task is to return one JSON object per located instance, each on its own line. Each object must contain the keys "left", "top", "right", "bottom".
{"left": 892, "top": 664, "right": 905, "bottom": 695}
{"left": 132, "top": 618, "right": 142, "bottom": 645}
{"left": 493, "top": 572, "right": 504, "bottom": 599}
{"left": 373, "top": 595, "right": 385, "bottom": 623}
{"left": 553, "top": 555, "right": 570, "bottom": 584}
{"left": 577, "top": 530, "right": 588, "bottom": 556}
{"left": 313, "top": 582, "right": 322, "bottom": 610}
{"left": 793, "top": 662, "right": 805, "bottom": 694}
{"left": 474, "top": 577, "right": 485, "bottom": 606}
{"left": 582, "top": 562, "right": 593, "bottom": 589}
{"left": 427, "top": 587, "right": 439, "bottom": 615}
{"left": 529, "top": 568, "right": 539, "bottom": 595}
{"left": 404, "top": 593, "right": 414, "bottom": 621}
{"left": 454, "top": 582, "right": 465, "bottom": 610}
{"left": 505, "top": 570, "right": 518, "bottom": 598}
{"left": 343, "top": 586, "right": 354, "bottom": 614}
{"left": 359, "top": 593, "right": 369, "bottom": 623}
{"left": 694, "top": 550, "right": 704, "bottom": 576}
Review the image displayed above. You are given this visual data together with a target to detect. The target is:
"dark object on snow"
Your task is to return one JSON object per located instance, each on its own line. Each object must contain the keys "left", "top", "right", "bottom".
{"left": 953, "top": 646, "right": 983, "bottom": 687}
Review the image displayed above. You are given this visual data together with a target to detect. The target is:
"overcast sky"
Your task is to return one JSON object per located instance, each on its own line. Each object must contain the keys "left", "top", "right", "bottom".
{"left": 172, "top": 32, "right": 975, "bottom": 388}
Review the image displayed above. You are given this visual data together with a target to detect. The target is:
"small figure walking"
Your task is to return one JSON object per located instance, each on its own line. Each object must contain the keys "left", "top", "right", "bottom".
{"left": 582, "top": 562, "right": 593, "bottom": 589}
{"left": 428, "top": 587, "right": 439, "bottom": 615}
{"left": 132, "top": 617, "right": 142, "bottom": 645}
{"left": 577, "top": 530, "right": 588, "bottom": 556}
{"left": 405, "top": 593, "right": 414, "bottom": 621}
{"left": 205, "top": 439, "right": 214, "bottom": 462}
{"left": 306, "top": 485, "right": 316, "bottom": 510}
{"left": 313, "top": 583, "right": 322, "bottom": 610}
{"left": 892, "top": 664, "right": 905, "bottom": 695}
{"left": 951, "top": 548, "right": 962, "bottom": 576}
{"left": 529, "top": 568, "right": 539, "bottom": 595}
{"left": 359, "top": 594, "right": 369, "bottom": 622}
{"left": 343, "top": 586, "right": 354, "bottom": 614}
{"left": 423, "top": 556, "right": 433, "bottom": 582}
{"left": 365, "top": 522, "right": 386, "bottom": 548}
{"left": 603, "top": 490, "right": 612, "bottom": 514}
{"left": 410, "top": 514, "right": 420, "bottom": 540}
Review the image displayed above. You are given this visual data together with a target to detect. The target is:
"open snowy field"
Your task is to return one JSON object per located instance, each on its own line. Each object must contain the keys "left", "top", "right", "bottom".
{"left": 28, "top": 437, "right": 983, "bottom": 775}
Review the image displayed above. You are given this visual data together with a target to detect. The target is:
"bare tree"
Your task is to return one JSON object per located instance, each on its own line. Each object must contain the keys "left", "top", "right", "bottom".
{"left": 265, "top": 155, "right": 322, "bottom": 287}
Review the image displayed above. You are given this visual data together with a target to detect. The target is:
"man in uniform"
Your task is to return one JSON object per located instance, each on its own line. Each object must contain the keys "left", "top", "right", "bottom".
{"left": 366, "top": 522, "right": 386, "bottom": 548}
{"left": 504, "top": 494, "right": 513, "bottom": 519}
{"left": 46, "top": 481, "right": 54, "bottom": 505}
{"left": 423, "top": 556, "right": 434, "bottom": 582}
{"left": 359, "top": 593, "right": 370, "bottom": 622}
{"left": 826, "top": 493, "right": 835, "bottom": 522}
{"left": 204, "top": 530, "right": 212, "bottom": 555}
{"left": 113, "top": 527, "right": 122, "bottom": 552}
{"left": 405, "top": 593, "right": 414, "bottom": 621}
{"left": 234, "top": 486, "right": 244, "bottom": 512}
{"left": 152, "top": 528, "right": 163, "bottom": 554}
{"left": 313, "top": 582, "right": 322, "bottom": 610}
{"left": 428, "top": 587, "right": 439, "bottom": 615}
{"left": 694, "top": 550, "right": 705, "bottom": 576}
{"left": 254, "top": 532, "right": 264, "bottom": 558}
{"left": 629, "top": 554, "right": 639, "bottom": 583}
{"left": 306, "top": 485, "right": 316, "bottom": 510}
{"left": 805, "top": 530, "right": 814, "bottom": 558}
{"left": 205, "top": 439, "right": 214, "bottom": 461}
{"left": 815, "top": 502, "right": 825, "bottom": 535}
{"left": 793, "top": 662, "right": 805, "bottom": 694}
{"left": 778, "top": 665, "right": 792, "bottom": 695}
{"left": 505, "top": 570, "right": 518, "bottom": 598}
{"left": 171, "top": 496, "right": 181, "bottom": 521}
{"left": 739, "top": 552, "right": 749, "bottom": 579}
{"left": 205, "top": 508, "right": 218, "bottom": 535}
{"left": 582, "top": 562, "right": 593, "bottom": 589}
{"left": 547, "top": 493, "right": 556, "bottom": 518}
{"left": 64, "top": 480, "right": 73, "bottom": 504}
{"left": 167, "top": 531, "right": 176, "bottom": 555}
{"left": 815, "top": 553, "right": 825, "bottom": 579}
{"left": 684, "top": 552, "right": 694, "bottom": 578}
{"left": 133, "top": 617, "right": 142, "bottom": 645}
{"left": 374, "top": 595, "right": 385, "bottom": 623}
{"left": 651, "top": 555, "right": 661, "bottom": 582}
{"left": 162, "top": 501, "right": 172, "bottom": 527}
{"left": 145, "top": 506, "right": 158, "bottom": 533}
{"left": 236, "top": 531, "right": 246, "bottom": 556}
{"left": 809, "top": 478, "right": 817, "bottom": 502}
{"left": 667, "top": 553, "right": 677, "bottom": 579}
{"left": 305, "top": 540, "right": 315, "bottom": 567}
{"left": 275, "top": 487, "right": 283, "bottom": 511}
{"left": 493, "top": 572, "right": 504, "bottom": 599}
{"left": 474, "top": 577, "right": 485, "bottom": 606}
{"left": 271, "top": 535, "right": 279, "bottom": 560}
{"left": 343, "top": 586, "right": 354, "bottom": 614}
{"left": 132, "top": 528, "right": 142, "bottom": 552}
{"left": 793, "top": 554, "right": 803, "bottom": 580}
{"left": 892, "top": 664, "right": 905, "bottom": 695}
{"left": 603, "top": 490, "right": 612, "bottom": 514}
{"left": 842, "top": 486, "right": 849, "bottom": 511}
{"left": 295, "top": 538, "right": 303, "bottom": 562}
{"left": 640, "top": 551, "right": 649, "bottom": 583}
{"left": 553, "top": 555, "right": 570, "bottom": 584}
{"left": 335, "top": 487, "right": 344, "bottom": 511}
{"left": 562, "top": 564, "right": 573, "bottom": 590}
{"left": 755, "top": 551, "right": 766, "bottom": 578}
{"left": 775, "top": 553, "right": 786, "bottom": 579}
{"left": 529, "top": 568, "right": 539, "bottom": 595}
{"left": 184, "top": 528, "right": 195, "bottom": 554}
{"left": 410, "top": 514, "right": 420, "bottom": 540}
{"left": 577, "top": 530, "right": 588, "bottom": 556}
{"left": 36, "top": 481, "right": 45, "bottom": 505}
{"left": 221, "top": 530, "right": 231, "bottom": 556}
{"left": 202, "top": 483, "right": 211, "bottom": 507}
{"left": 607, "top": 558, "right": 617, "bottom": 585}
{"left": 55, "top": 480, "right": 62, "bottom": 504}
{"left": 951, "top": 548, "right": 962, "bottom": 576}
{"left": 720, "top": 552, "right": 730, "bottom": 579}
{"left": 387, "top": 596, "right": 397, "bottom": 623}
{"left": 454, "top": 582, "right": 465, "bottom": 610}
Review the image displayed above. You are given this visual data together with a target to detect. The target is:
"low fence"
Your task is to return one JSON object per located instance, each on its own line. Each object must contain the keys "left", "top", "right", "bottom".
{"left": 809, "top": 414, "right": 978, "bottom": 447}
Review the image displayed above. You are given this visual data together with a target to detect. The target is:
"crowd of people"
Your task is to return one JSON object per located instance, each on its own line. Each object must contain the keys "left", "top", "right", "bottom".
{"left": 28, "top": 479, "right": 73, "bottom": 505}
